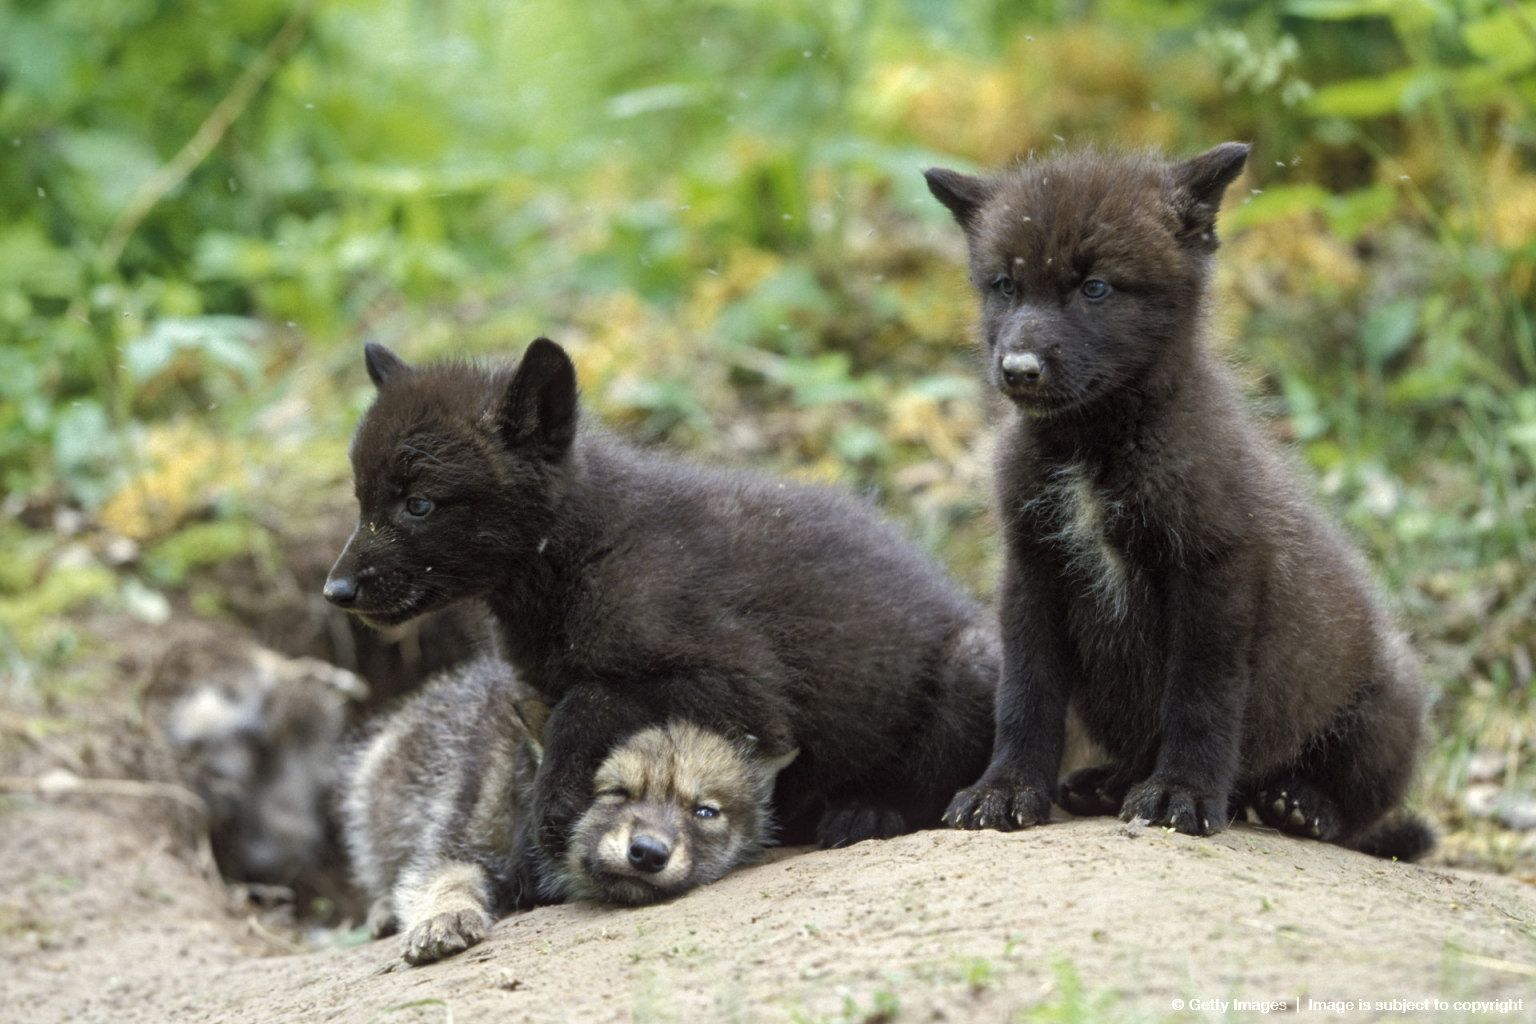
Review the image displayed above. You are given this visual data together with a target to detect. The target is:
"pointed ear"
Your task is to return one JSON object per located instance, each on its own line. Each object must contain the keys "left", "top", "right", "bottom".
{"left": 500, "top": 337, "right": 578, "bottom": 457}
{"left": 364, "top": 342, "right": 410, "bottom": 388}
{"left": 512, "top": 698, "right": 551, "bottom": 763}
{"left": 743, "top": 732, "right": 800, "bottom": 776}
{"left": 762, "top": 746, "right": 799, "bottom": 778}
{"left": 1169, "top": 142, "right": 1250, "bottom": 246}
{"left": 923, "top": 167, "right": 995, "bottom": 232}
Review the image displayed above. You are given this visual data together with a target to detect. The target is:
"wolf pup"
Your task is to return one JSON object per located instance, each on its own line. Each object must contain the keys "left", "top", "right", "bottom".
{"left": 344, "top": 657, "right": 797, "bottom": 964}
{"left": 924, "top": 144, "right": 1432, "bottom": 859}
{"left": 559, "top": 721, "right": 796, "bottom": 905}
{"left": 341, "top": 655, "right": 543, "bottom": 965}
{"left": 324, "top": 338, "right": 997, "bottom": 862}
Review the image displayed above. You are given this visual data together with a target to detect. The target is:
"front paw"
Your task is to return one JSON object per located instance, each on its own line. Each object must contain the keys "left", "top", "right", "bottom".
{"left": 1119, "top": 777, "right": 1227, "bottom": 836}
{"left": 403, "top": 908, "right": 491, "bottom": 966}
{"left": 943, "top": 774, "right": 1053, "bottom": 831}
{"left": 817, "top": 800, "right": 908, "bottom": 849}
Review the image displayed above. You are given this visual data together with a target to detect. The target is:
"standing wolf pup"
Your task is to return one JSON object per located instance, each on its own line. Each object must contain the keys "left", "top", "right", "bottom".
{"left": 324, "top": 337, "right": 997, "bottom": 869}
{"left": 924, "top": 144, "right": 1432, "bottom": 858}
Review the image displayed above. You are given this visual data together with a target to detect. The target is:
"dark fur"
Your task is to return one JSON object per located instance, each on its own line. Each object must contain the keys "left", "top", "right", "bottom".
{"left": 925, "top": 145, "right": 1432, "bottom": 859}
{"left": 326, "top": 338, "right": 998, "bottom": 877}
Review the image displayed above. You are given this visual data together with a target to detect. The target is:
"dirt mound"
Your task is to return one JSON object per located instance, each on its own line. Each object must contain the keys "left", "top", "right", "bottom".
{"left": 4, "top": 802, "right": 1532, "bottom": 1023}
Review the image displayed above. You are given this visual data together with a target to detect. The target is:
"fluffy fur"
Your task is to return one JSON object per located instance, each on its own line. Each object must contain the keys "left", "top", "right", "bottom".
{"left": 559, "top": 722, "right": 797, "bottom": 905}
{"left": 155, "top": 643, "right": 364, "bottom": 900}
{"left": 342, "top": 659, "right": 801, "bottom": 965}
{"left": 325, "top": 338, "right": 998, "bottom": 868}
{"left": 925, "top": 144, "right": 1432, "bottom": 859}
{"left": 340, "top": 655, "right": 542, "bottom": 965}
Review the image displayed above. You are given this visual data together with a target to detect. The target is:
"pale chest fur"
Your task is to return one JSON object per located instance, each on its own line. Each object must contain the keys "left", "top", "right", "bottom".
{"left": 1019, "top": 463, "right": 1134, "bottom": 620}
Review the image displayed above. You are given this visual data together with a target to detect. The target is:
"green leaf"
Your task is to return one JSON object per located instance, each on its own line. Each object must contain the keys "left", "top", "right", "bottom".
{"left": 1463, "top": 5, "right": 1536, "bottom": 72}
{"left": 1305, "top": 69, "right": 1425, "bottom": 118}
{"left": 122, "top": 316, "right": 265, "bottom": 388}
{"left": 1325, "top": 185, "right": 1398, "bottom": 240}
{"left": 0, "top": 225, "right": 84, "bottom": 298}
{"left": 1361, "top": 299, "right": 1419, "bottom": 367}
{"left": 1225, "top": 184, "right": 1332, "bottom": 232}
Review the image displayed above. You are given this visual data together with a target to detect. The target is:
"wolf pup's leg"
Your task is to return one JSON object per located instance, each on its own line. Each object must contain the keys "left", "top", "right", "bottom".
{"left": 945, "top": 562, "right": 1073, "bottom": 830}
{"left": 395, "top": 861, "right": 494, "bottom": 966}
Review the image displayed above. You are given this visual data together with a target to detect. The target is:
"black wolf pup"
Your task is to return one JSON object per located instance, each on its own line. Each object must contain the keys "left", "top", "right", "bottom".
{"left": 324, "top": 338, "right": 997, "bottom": 863}
{"left": 924, "top": 144, "right": 1432, "bottom": 859}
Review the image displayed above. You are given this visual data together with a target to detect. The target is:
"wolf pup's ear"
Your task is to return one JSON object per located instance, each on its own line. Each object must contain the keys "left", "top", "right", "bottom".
{"left": 1170, "top": 142, "right": 1250, "bottom": 248}
{"left": 511, "top": 698, "right": 551, "bottom": 763}
{"left": 500, "top": 337, "right": 578, "bottom": 458}
{"left": 742, "top": 733, "right": 800, "bottom": 777}
{"left": 763, "top": 746, "right": 799, "bottom": 777}
{"left": 923, "top": 167, "right": 995, "bottom": 232}
{"left": 363, "top": 342, "right": 411, "bottom": 388}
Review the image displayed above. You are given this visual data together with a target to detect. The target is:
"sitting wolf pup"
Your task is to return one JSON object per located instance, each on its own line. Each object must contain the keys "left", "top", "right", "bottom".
{"left": 324, "top": 338, "right": 997, "bottom": 867}
{"left": 924, "top": 144, "right": 1432, "bottom": 858}
{"left": 343, "top": 656, "right": 797, "bottom": 965}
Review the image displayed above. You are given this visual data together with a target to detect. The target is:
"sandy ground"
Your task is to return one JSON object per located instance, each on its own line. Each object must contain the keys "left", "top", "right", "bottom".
{"left": 4, "top": 802, "right": 1533, "bottom": 1024}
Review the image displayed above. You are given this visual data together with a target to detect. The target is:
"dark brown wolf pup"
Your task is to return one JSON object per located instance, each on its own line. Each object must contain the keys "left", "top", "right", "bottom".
{"left": 924, "top": 144, "right": 1432, "bottom": 859}
{"left": 325, "top": 338, "right": 998, "bottom": 869}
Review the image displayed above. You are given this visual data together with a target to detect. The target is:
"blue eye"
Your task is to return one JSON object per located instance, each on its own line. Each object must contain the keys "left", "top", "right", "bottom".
{"left": 1081, "top": 278, "right": 1111, "bottom": 301}
{"left": 694, "top": 805, "right": 719, "bottom": 819}
{"left": 991, "top": 273, "right": 1017, "bottom": 298}
{"left": 405, "top": 496, "right": 433, "bottom": 517}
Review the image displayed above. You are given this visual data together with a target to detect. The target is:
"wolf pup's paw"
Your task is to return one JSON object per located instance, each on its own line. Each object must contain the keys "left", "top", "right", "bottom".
{"left": 817, "top": 800, "right": 909, "bottom": 848}
{"left": 1119, "top": 777, "right": 1227, "bottom": 836}
{"left": 943, "top": 775, "right": 1053, "bottom": 831}
{"left": 1058, "top": 763, "right": 1136, "bottom": 817}
{"left": 1255, "top": 779, "right": 1341, "bottom": 841}
{"left": 402, "top": 908, "right": 492, "bottom": 966}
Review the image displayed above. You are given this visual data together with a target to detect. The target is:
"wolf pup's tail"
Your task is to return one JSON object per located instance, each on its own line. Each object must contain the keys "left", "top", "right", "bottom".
{"left": 1351, "top": 813, "right": 1436, "bottom": 862}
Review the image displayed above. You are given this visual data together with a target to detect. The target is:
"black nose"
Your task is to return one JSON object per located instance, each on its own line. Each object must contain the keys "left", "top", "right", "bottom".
{"left": 627, "top": 835, "right": 670, "bottom": 874}
{"left": 1000, "top": 351, "right": 1043, "bottom": 388}
{"left": 322, "top": 576, "right": 358, "bottom": 607}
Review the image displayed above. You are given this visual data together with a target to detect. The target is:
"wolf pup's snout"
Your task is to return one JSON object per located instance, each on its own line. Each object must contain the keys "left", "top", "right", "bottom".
{"left": 322, "top": 574, "right": 358, "bottom": 607}
{"left": 627, "top": 834, "right": 671, "bottom": 873}
{"left": 999, "top": 351, "right": 1043, "bottom": 390}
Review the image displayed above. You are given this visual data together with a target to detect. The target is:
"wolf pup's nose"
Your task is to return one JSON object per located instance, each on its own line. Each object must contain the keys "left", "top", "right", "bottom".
{"left": 323, "top": 576, "right": 358, "bottom": 607}
{"left": 1000, "top": 351, "right": 1043, "bottom": 389}
{"left": 627, "top": 835, "right": 671, "bottom": 874}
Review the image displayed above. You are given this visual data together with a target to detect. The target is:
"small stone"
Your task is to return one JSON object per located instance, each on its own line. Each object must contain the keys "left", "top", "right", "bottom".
{"left": 1463, "top": 783, "right": 1500, "bottom": 818}
{"left": 1495, "top": 793, "right": 1536, "bottom": 832}
{"left": 1465, "top": 751, "right": 1505, "bottom": 783}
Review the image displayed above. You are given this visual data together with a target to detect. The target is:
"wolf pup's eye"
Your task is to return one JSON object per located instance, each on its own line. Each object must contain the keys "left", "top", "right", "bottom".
{"left": 991, "top": 273, "right": 1017, "bottom": 298}
{"left": 693, "top": 804, "right": 720, "bottom": 819}
{"left": 598, "top": 787, "right": 631, "bottom": 801}
{"left": 404, "top": 496, "right": 433, "bottom": 517}
{"left": 1081, "top": 278, "right": 1112, "bottom": 302}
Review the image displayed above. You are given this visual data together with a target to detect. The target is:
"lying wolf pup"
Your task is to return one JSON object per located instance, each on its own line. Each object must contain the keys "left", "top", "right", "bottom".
{"left": 342, "top": 656, "right": 796, "bottom": 965}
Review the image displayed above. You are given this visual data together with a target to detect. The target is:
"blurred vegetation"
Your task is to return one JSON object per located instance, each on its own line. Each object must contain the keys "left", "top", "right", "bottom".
{"left": 1, "top": 0, "right": 1534, "bottom": 864}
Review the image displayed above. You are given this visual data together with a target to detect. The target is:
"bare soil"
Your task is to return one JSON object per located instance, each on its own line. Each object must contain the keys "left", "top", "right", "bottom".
{"left": 5, "top": 801, "right": 1533, "bottom": 1024}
